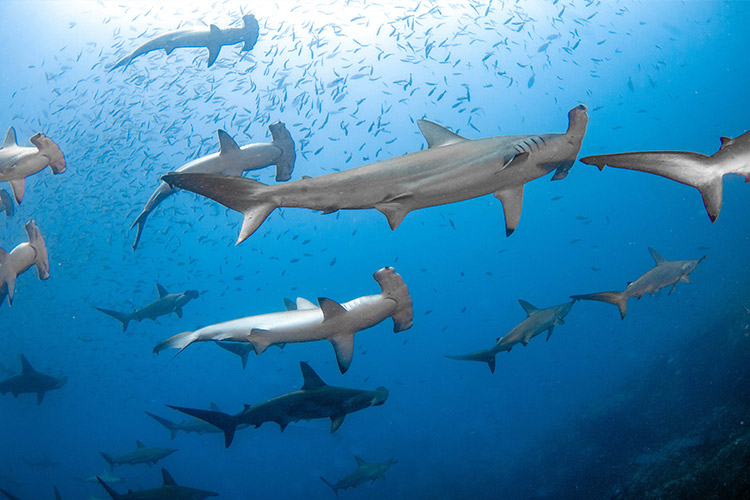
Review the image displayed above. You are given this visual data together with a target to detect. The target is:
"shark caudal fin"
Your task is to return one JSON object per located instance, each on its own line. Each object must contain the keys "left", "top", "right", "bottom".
{"left": 571, "top": 291, "right": 628, "bottom": 319}
{"left": 268, "top": 122, "right": 296, "bottom": 181}
{"left": 96, "top": 477, "right": 122, "bottom": 500}
{"left": 145, "top": 412, "right": 179, "bottom": 440}
{"left": 153, "top": 330, "right": 202, "bottom": 355}
{"left": 24, "top": 221, "right": 49, "bottom": 280}
{"left": 240, "top": 14, "right": 260, "bottom": 51}
{"left": 372, "top": 267, "right": 414, "bottom": 332}
{"left": 96, "top": 308, "right": 131, "bottom": 332}
{"left": 129, "top": 210, "right": 149, "bottom": 251}
{"left": 445, "top": 352, "right": 497, "bottom": 373}
{"left": 99, "top": 452, "right": 117, "bottom": 472}
{"left": 161, "top": 173, "right": 275, "bottom": 245}
{"left": 320, "top": 477, "right": 339, "bottom": 497}
{"left": 167, "top": 405, "right": 239, "bottom": 448}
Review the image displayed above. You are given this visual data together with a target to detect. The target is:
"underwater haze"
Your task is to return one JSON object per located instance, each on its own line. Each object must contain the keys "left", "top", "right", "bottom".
{"left": 1, "top": 1, "right": 750, "bottom": 499}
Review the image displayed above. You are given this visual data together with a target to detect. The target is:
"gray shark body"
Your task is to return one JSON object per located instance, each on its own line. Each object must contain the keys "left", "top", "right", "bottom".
{"left": 446, "top": 300, "right": 574, "bottom": 373}
{"left": 168, "top": 361, "right": 389, "bottom": 447}
{"left": 581, "top": 131, "right": 750, "bottom": 222}
{"left": 571, "top": 247, "right": 704, "bottom": 319}
{"left": 0, "top": 355, "right": 66, "bottom": 405}
{"left": 111, "top": 14, "right": 259, "bottom": 70}
{"left": 0, "top": 221, "right": 49, "bottom": 307}
{"left": 97, "top": 469, "right": 217, "bottom": 500}
{"left": 130, "top": 122, "right": 295, "bottom": 250}
{"left": 96, "top": 283, "right": 199, "bottom": 332}
{"left": 162, "top": 105, "right": 588, "bottom": 244}
{"left": 154, "top": 267, "right": 413, "bottom": 374}
{"left": 99, "top": 441, "right": 177, "bottom": 471}
{"left": 79, "top": 472, "right": 124, "bottom": 485}
{"left": 320, "top": 456, "right": 397, "bottom": 497}
{"left": 0, "top": 128, "right": 66, "bottom": 204}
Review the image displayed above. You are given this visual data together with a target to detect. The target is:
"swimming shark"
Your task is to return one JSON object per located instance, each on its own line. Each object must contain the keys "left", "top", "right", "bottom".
{"left": 145, "top": 404, "right": 228, "bottom": 439}
{"left": 0, "top": 127, "right": 66, "bottom": 204}
{"left": 130, "top": 122, "right": 296, "bottom": 250}
{"left": 111, "top": 14, "right": 259, "bottom": 70}
{"left": 96, "top": 283, "right": 199, "bottom": 332}
{"left": 97, "top": 469, "right": 218, "bottom": 500}
{"left": 168, "top": 361, "right": 389, "bottom": 448}
{"left": 162, "top": 105, "right": 588, "bottom": 244}
{"left": 153, "top": 267, "right": 413, "bottom": 374}
{"left": 0, "top": 189, "right": 13, "bottom": 216}
{"left": 0, "top": 487, "right": 61, "bottom": 500}
{"left": 320, "top": 456, "right": 397, "bottom": 497}
{"left": 580, "top": 131, "right": 750, "bottom": 222}
{"left": 0, "top": 221, "right": 49, "bottom": 307}
{"left": 446, "top": 300, "right": 574, "bottom": 373}
{"left": 23, "top": 452, "right": 60, "bottom": 468}
{"left": 571, "top": 247, "right": 704, "bottom": 319}
{"left": 78, "top": 472, "right": 124, "bottom": 485}
{"left": 99, "top": 441, "right": 177, "bottom": 471}
{"left": 0, "top": 355, "right": 66, "bottom": 404}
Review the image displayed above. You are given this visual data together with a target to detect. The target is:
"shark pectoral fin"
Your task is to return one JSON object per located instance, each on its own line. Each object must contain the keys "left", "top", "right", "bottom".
{"left": 37, "top": 391, "right": 45, "bottom": 405}
{"left": 494, "top": 185, "right": 524, "bottom": 236}
{"left": 680, "top": 275, "right": 691, "bottom": 283}
{"left": 206, "top": 40, "right": 222, "bottom": 67}
{"left": 174, "top": 307, "right": 183, "bottom": 318}
{"left": 375, "top": 202, "right": 409, "bottom": 230}
{"left": 330, "top": 413, "right": 346, "bottom": 433}
{"left": 668, "top": 283, "right": 678, "bottom": 295}
{"left": 8, "top": 179, "right": 25, "bottom": 204}
{"left": 698, "top": 177, "right": 723, "bottom": 222}
{"left": 546, "top": 326, "right": 554, "bottom": 341}
{"left": 329, "top": 332, "right": 355, "bottom": 374}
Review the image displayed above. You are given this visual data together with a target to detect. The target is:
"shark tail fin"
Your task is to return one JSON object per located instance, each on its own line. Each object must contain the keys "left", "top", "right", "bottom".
{"left": 571, "top": 291, "right": 628, "bottom": 319}
{"left": 373, "top": 267, "right": 414, "bottom": 332}
{"left": 145, "top": 412, "right": 179, "bottom": 440}
{"left": 99, "top": 452, "right": 116, "bottom": 472}
{"left": 241, "top": 14, "right": 260, "bottom": 51}
{"left": 96, "top": 477, "right": 121, "bottom": 500}
{"left": 153, "top": 330, "right": 201, "bottom": 355}
{"left": 167, "top": 405, "right": 239, "bottom": 448}
{"left": 445, "top": 353, "right": 496, "bottom": 373}
{"left": 96, "top": 308, "right": 131, "bottom": 332}
{"left": 24, "top": 221, "right": 49, "bottom": 280}
{"left": 320, "top": 477, "right": 339, "bottom": 497}
{"left": 129, "top": 210, "right": 149, "bottom": 251}
{"left": 268, "top": 122, "right": 296, "bottom": 181}
{"left": 161, "top": 173, "right": 275, "bottom": 245}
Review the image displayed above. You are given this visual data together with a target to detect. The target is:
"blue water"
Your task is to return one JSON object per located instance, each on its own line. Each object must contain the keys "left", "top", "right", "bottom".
{"left": 1, "top": 1, "right": 749, "bottom": 499}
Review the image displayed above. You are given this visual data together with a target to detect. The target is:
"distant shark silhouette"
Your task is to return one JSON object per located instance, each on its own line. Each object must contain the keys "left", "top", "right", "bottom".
{"left": 99, "top": 441, "right": 177, "bottom": 471}
{"left": 111, "top": 14, "right": 259, "bottom": 69}
{"left": 580, "top": 131, "right": 750, "bottom": 222}
{"left": 145, "top": 403, "right": 246, "bottom": 439}
{"left": 0, "top": 127, "right": 65, "bottom": 204}
{"left": 168, "top": 361, "right": 389, "bottom": 447}
{"left": 0, "top": 189, "right": 13, "bottom": 216}
{"left": 97, "top": 468, "right": 218, "bottom": 500}
{"left": 96, "top": 283, "right": 199, "bottom": 331}
{"left": 130, "top": 122, "right": 295, "bottom": 250}
{"left": 0, "top": 486, "right": 61, "bottom": 500}
{"left": 0, "top": 355, "right": 66, "bottom": 405}
{"left": 154, "top": 267, "right": 413, "bottom": 374}
{"left": 446, "top": 300, "right": 574, "bottom": 373}
{"left": 320, "top": 456, "right": 397, "bottom": 497}
{"left": 162, "top": 105, "right": 588, "bottom": 244}
{"left": 0, "top": 221, "right": 49, "bottom": 307}
{"left": 572, "top": 247, "right": 704, "bottom": 319}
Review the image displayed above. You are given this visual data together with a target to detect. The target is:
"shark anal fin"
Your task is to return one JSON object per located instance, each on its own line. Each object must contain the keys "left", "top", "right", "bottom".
{"left": 487, "top": 356, "right": 496, "bottom": 374}
{"left": 375, "top": 202, "right": 409, "bottom": 230}
{"left": 8, "top": 178, "right": 25, "bottom": 204}
{"left": 300, "top": 362, "right": 327, "bottom": 390}
{"left": 330, "top": 413, "right": 346, "bottom": 433}
{"left": 494, "top": 185, "right": 524, "bottom": 236}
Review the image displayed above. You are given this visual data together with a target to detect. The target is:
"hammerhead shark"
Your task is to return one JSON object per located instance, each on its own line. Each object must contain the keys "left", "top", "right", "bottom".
{"left": 446, "top": 300, "right": 574, "bottom": 373}
{"left": 0, "top": 355, "right": 66, "bottom": 404}
{"left": 0, "top": 487, "right": 61, "bottom": 500}
{"left": 98, "top": 469, "right": 218, "bottom": 500}
{"left": 154, "top": 267, "right": 413, "bottom": 374}
{"left": 162, "top": 105, "right": 588, "bottom": 244}
{"left": 99, "top": 441, "right": 177, "bottom": 471}
{"left": 130, "top": 122, "right": 296, "bottom": 250}
{"left": 0, "top": 189, "right": 13, "bottom": 216}
{"left": 571, "top": 247, "right": 704, "bottom": 319}
{"left": 0, "top": 221, "right": 49, "bottom": 307}
{"left": 0, "top": 127, "right": 66, "bottom": 204}
{"left": 320, "top": 456, "right": 398, "bottom": 497}
{"left": 168, "top": 361, "right": 389, "bottom": 447}
{"left": 580, "top": 131, "right": 750, "bottom": 222}
{"left": 111, "top": 14, "right": 259, "bottom": 70}
{"left": 145, "top": 403, "right": 241, "bottom": 439}
{"left": 96, "top": 283, "right": 199, "bottom": 332}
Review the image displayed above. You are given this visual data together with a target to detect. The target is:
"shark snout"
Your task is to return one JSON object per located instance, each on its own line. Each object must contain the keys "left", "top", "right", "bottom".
{"left": 30, "top": 133, "right": 66, "bottom": 174}
{"left": 185, "top": 290, "right": 200, "bottom": 299}
{"left": 371, "top": 387, "right": 389, "bottom": 406}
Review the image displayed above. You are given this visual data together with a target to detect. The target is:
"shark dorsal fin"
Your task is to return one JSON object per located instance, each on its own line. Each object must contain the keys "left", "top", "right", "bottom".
{"left": 136, "top": 441, "right": 146, "bottom": 449}
{"left": 719, "top": 136, "right": 735, "bottom": 150}
{"left": 20, "top": 355, "right": 35, "bottom": 374}
{"left": 54, "top": 487, "right": 62, "bottom": 500}
{"left": 517, "top": 299, "right": 538, "bottom": 316}
{"left": 161, "top": 469, "right": 176, "bottom": 486}
{"left": 648, "top": 247, "right": 667, "bottom": 265}
{"left": 0, "top": 248, "right": 7, "bottom": 265}
{"left": 217, "top": 130, "right": 240, "bottom": 155}
{"left": 318, "top": 297, "right": 347, "bottom": 321}
{"left": 283, "top": 298, "right": 297, "bottom": 311}
{"left": 156, "top": 283, "right": 169, "bottom": 298}
{"left": 210, "top": 402, "right": 221, "bottom": 412}
{"left": 3, "top": 127, "right": 17, "bottom": 148}
{"left": 210, "top": 24, "right": 221, "bottom": 34}
{"left": 297, "top": 297, "right": 318, "bottom": 310}
{"left": 355, "top": 456, "right": 368, "bottom": 467}
{"left": 417, "top": 120, "right": 467, "bottom": 148}
{"left": 300, "top": 362, "right": 327, "bottom": 390}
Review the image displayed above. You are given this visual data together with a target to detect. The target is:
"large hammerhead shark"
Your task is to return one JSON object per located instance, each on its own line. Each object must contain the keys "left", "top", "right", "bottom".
{"left": 130, "top": 122, "right": 295, "bottom": 250}
{"left": 0, "top": 127, "right": 66, "bottom": 204}
{"left": 162, "top": 105, "right": 588, "bottom": 244}
{"left": 0, "top": 221, "right": 49, "bottom": 307}
{"left": 111, "top": 14, "right": 259, "bottom": 70}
